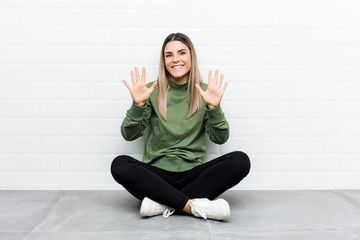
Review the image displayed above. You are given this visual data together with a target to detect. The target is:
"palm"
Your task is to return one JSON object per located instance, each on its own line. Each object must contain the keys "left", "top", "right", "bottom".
{"left": 129, "top": 80, "right": 153, "bottom": 104}
{"left": 196, "top": 70, "right": 228, "bottom": 109}
{"left": 123, "top": 67, "right": 157, "bottom": 107}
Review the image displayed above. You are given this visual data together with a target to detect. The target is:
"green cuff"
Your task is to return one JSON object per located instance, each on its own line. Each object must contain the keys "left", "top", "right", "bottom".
{"left": 126, "top": 102, "right": 147, "bottom": 121}
{"left": 205, "top": 105, "right": 225, "bottom": 123}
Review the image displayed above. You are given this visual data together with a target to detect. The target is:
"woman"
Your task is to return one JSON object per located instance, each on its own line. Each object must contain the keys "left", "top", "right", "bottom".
{"left": 111, "top": 33, "right": 250, "bottom": 220}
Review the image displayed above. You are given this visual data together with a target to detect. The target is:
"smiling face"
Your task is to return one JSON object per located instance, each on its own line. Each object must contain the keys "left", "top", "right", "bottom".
{"left": 164, "top": 40, "right": 192, "bottom": 84}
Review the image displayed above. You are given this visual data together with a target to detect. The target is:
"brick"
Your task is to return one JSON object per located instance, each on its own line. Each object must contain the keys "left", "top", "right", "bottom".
{"left": 36, "top": 0, "right": 74, "bottom": 7}
{"left": 56, "top": 46, "right": 93, "bottom": 64}
{"left": 38, "top": 27, "right": 74, "bottom": 45}
{"left": 0, "top": 46, "right": 19, "bottom": 64}
{"left": 0, "top": 155, "right": 23, "bottom": 171}
{"left": 0, "top": 83, "right": 21, "bottom": 100}
{"left": 22, "top": 154, "right": 59, "bottom": 172}
{"left": 325, "top": 138, "right": 360, "bottom": 154}
{"left": 220, "top": 137, "right": 256, "bottom": 155}
{"left": 4, "top": 137, "right": 40, "bottom": 154}
{"left": 252, "top": 65, "right": 360, "bottom": 83}
{"left": 18, "top": 8, "right": 55, "bottom": 26}
{"left": 75, "top": 64, "right": 113, "bottom": 82}
{"left": 74, "top": 0, "right": 114, "bottom": 8}
{"left": 292, "top": 29, "right": 360, "bottom": 46}
{"left": 0, "top": 0, "right": 35, "bottom": 8}
{"left": 74, "top": 101, "right": 127, "bottom": 118}
{"left": 39, "top": 64, "right": 76, "bottom": 82}
{"left": 291, "top": 138, "right": 326, "bottom": 154}
{"left": 244, "top": 173, "right": 293, "bottom": 190}
{"left": 1, "top": 64, "right": 39, "bottom": 82}
{"left": 40, "top": 137, "right": 77, "bottom": 154}
{"left": 21, "top": 119, "right": 58, "bottom": 136}
{"left": 74, "top": 27, "right": 112, "bottom": 45}
{"left": 340, "top": 155, "right": 360, "bottom": 171}
{"left": 0, "top": 8, "right": 18, "bottom": 26}
{"left": 39, "top": 101, "right": 76, "bottom": 118}
{"left": 322, "top": 173, "right": 359, "bottom": 189}
{"left": 343, "top": 120, "right": 360, "bottom": 136}
{"left": 0, "top": 174, "right": 4, "bottom": 189}
{"left": 56, "top": 119, "right": 119, "bottom": 136}
{"left": 92, "top": 46, "right": 158, "bottom": 64}
{"left": 0, "top": 119, "right": 21, "bottom": 136}
{"left": 92, "top": 9, "right": 131, "bottom": 26}
{"left": 4, "top": 173, "right": 42, "bottom": 190}
{"left": 0, "top": 27, "right": 39, "bottom": 45}
{"left": 291, "top": 173, "right": 325, "bottom": 189}
{"left": 93, "top": 83, "right": 128, "bottom": 100}
{"left": 20, "top": 46, "right": 57, "bottom": 64}
{"left": 20, "top": 83, "right": 59, "bottom": 100}
{"left": 58, "top": 154, "right": 111, "bottom": 172}
{"left": 3, "top": 100, "right": 41, "bottom": 118}
{"left": 252, "top": 154, "right": 307, "bottom": 172}
{"left": 254, "top": 138, "right": 292, "bottom": 154}
{"left": 55, "top": 9, "right": 92, "bottom": 26}
{"left": 39, "top": 172, "right": 114, "bottom": 190}
{"left": 222, "top": 102, "right": 293, "bottom": 119}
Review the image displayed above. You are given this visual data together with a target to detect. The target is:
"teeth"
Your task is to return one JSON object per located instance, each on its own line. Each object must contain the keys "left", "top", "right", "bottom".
{"left": 173, "top": 66, "right": 183, "bottom": 69}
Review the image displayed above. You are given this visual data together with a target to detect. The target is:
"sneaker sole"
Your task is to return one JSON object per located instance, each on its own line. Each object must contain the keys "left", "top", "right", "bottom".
{"left": 217, "top": 198, "right": 231, "bottom": 220}
{"left": 140, "top": 197, "right": 152, "bottom": 217}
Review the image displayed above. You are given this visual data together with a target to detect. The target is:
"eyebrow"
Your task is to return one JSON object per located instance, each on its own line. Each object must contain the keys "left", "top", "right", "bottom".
{"left": 164, "top": 49, "right": 187, "bottom": 54}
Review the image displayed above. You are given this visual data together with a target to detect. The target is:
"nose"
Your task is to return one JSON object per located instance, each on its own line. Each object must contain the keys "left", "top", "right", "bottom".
{"left": 172, "top": 53, "right": 179, "bottom": 62}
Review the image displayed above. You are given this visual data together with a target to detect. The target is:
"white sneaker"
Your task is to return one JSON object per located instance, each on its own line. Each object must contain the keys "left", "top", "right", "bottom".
{"left": 190, "top": 198, "right": 230, "bottom": 220}
{"left": 140, "top": 197, "right": 175, "bottom": 218}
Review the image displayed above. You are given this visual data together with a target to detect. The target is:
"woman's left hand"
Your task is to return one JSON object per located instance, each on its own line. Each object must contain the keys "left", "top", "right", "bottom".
{"left": 195, "top": 70, "right": 228, "bottom": 109}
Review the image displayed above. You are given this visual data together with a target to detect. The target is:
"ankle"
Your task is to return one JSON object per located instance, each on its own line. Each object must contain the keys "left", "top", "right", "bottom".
{"left": 183, "top": 200, "right": 193, "bottom": 214}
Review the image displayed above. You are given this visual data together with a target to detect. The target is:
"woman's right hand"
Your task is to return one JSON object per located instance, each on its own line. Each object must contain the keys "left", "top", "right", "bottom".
{"left": 123, "top": 67, "right": 157, "bottom": 107}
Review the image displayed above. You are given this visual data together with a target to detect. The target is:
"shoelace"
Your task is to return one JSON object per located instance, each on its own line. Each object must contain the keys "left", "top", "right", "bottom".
{"left": 190, "top": 201, "right": 210, "bottom": 220}
{"left": 162, "top": 208, "right": 175, "bottom": 218}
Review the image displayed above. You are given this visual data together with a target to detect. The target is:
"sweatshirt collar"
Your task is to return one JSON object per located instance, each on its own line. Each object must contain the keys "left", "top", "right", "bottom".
{"left": 168, "top": 75, "right": 188, "bottom": 91}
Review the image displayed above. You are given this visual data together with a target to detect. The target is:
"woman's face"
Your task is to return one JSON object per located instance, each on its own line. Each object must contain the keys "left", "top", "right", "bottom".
{"left": 164, "top": 40, "right": 191, "bottom": 84}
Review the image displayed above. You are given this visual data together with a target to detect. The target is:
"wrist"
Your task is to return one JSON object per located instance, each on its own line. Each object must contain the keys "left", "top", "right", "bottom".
{"left": 207, "top": 104, "right": 216, "bottom": 110}
{"left": 134, "top": 101, "right": 146, "bottom": 107}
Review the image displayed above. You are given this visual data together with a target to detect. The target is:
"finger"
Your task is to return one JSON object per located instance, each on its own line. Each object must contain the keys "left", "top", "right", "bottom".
{"left": 208, "top": 70, "right": 213, "bottom": 85}
{"left": 141, "top": 67, "right": 146, "bottom": 83}
{"left": 150, "top": 81, "right": 158, "bottom": 92}
{"left": 218, "top": 73, "right": 224, "bottom": 88}
{"left": 214, "top": 70, "right": 219, "bottom": 86}
{"left": 221, "top": 81, "right": 228, "bottom": 94}
{"left": 123, "top": 80, "right": 131, "bottom": 91}
{"left": 135, "top": 67, "right": 140, "bottom": 83}
{"left": 130, "top": 70, "right": 135, "bottom": 85}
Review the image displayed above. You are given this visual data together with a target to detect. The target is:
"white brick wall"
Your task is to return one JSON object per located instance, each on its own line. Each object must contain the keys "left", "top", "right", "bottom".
{"left": 1, "top": 0, "right": 360, "bottom": 190}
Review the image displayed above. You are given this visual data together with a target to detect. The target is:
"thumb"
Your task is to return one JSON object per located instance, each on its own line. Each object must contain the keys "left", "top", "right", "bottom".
{"left": 149, "top": 81, "right": 158, "bottom": 92}
{"left": 195, "top": 84, "right": 205, "bottom": 96}
{"left": 123, "top": 80, "right": 131, "bottom": 91}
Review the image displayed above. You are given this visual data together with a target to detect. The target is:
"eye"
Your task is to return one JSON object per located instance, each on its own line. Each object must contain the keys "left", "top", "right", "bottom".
{"left": 180, "top": 51, "right": 186, "bottom": 55}
{"left": 165, "top": 54, "right": 172, "bottom": 58}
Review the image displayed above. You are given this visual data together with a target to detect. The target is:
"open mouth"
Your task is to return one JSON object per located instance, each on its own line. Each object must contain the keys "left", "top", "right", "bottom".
{"left": 172, "top": 65, "right": 184, "bottom": 70}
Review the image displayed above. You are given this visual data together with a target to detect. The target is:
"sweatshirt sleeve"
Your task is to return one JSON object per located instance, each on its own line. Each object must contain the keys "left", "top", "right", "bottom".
{"left": 204, "top": 104, "right": 229, "bottom": 144}
{"left": 120, "top": 101, "right": 152, "bottom": 141}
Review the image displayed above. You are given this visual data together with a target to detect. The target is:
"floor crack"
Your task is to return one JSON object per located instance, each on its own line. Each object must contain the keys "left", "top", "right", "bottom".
{"left": 24, "top": 191, "right": 66, "bottom": 240}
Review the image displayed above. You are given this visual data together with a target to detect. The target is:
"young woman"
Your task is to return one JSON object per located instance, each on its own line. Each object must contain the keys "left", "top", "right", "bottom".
{"left": 111, "top": 33, "right": 250, "bottom": 220}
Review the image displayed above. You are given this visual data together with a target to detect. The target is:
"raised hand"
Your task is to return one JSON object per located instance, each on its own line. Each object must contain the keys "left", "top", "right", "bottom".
{"left": 195, "top": 70, "right": 228, "bottom": 109}
{"left": 123, "top": 67, "right": 157, "bottom": 107}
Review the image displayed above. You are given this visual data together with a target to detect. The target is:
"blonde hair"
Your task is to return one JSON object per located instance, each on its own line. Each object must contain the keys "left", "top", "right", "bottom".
{"left": 157, "top": 33, "right": 203, "bottom": 120}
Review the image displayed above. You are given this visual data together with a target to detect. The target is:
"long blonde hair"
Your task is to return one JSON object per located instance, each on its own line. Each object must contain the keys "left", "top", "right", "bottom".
{"left": 157, "top": 33, "right": 203, "bottom": 120}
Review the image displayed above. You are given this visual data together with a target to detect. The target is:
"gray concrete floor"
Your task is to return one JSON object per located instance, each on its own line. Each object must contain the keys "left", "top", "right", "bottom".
{"left": 1, "top": 190, "right": 360, "bottom": 240}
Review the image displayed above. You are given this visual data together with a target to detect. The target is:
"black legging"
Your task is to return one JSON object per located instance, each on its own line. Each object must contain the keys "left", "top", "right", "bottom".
{"left": 110, "top": 151, "right": 250, "bottom": 211}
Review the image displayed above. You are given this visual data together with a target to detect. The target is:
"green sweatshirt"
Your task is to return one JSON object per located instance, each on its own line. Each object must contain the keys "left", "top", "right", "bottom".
{"left": 121, "top": 79, "right": 229, "bottom": 172}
